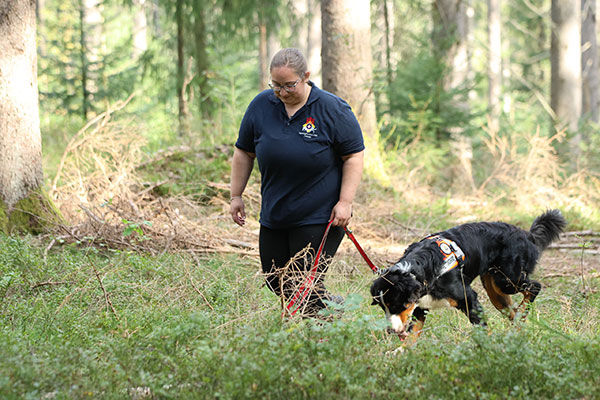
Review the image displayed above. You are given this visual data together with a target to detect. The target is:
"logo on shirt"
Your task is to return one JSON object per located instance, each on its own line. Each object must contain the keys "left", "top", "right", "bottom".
{"left": 299, "top": 117, "right": 318, "bottom": 138}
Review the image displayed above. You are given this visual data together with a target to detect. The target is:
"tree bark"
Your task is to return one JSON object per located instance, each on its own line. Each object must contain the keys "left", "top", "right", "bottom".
{"left": 176, "top": 0, "right": 189, "bottom": 136}
{"left": 432, "top": 0, "right": 474, "bottom": 189}
{"left": 487, "top": 0, "right": 502, "bottom": 132}
{"left": 306, "top": 0, "right": 322, "bottom": 86}
{"left": 267, "top": 25, "right": 281, "bottom": 66}
{"left": 80, "top": 0, "right": 103, "bottom": 119}
{"left": 79, "top": 3, "right": 89, "bottom": 119}
{"left": 291, "top": 0, "right": 309, "bottom": 56}
{"left": 372, "top": 0, "right": 394, "bottom": 113}
{"left": 432, "top": 0, "right": 469, "bottom": 97}
{"left": 550, "top": 0, "right": 582, "bottom": 135}
{"left": 259, "top": 21, "right": 268, "bottom": 91}
{"left": 321, "top": 0, "right": 389, "bottom": 185}
{"left": 382, "top": 0, "right": 394, "bottom": 90}
{"left": 193, "top": 1, "right": 211, "bottom": 116}
{"left": 581, "top": 0, "right": 599, "bottom": 123}
{"left": 0, "top": 0, "right": 43, "bottom": 210}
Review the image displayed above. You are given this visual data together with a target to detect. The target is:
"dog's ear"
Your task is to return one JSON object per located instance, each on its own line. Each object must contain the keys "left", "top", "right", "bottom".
{"left": 408, "top": 292, "right": 420, "bottom": 304}
{"left": 407, "top": 281, "right": 424, "bottom": 303}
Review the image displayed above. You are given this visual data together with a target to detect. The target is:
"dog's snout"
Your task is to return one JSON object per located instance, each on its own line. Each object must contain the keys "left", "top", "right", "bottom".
{"left": 385, "top": 326, "right": 408, "bottom": 340}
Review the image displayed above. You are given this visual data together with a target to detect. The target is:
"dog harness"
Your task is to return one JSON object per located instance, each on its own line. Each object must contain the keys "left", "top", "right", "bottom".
{"left": 426, "top": 235, "right": 465, "bottom": 277}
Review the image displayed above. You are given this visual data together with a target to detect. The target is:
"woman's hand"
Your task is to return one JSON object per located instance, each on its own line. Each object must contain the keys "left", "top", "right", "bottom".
{"left": 229, "top": 148, "right": 255, "bottom": 227}
{"left": 331, "top": 150, "right": 364, "bottom": 227}
{"left": 230, "top": 197, "right": 246, "bottom": 226}
{"left": 330, "top": 200, "right": 352, "bottom": 227}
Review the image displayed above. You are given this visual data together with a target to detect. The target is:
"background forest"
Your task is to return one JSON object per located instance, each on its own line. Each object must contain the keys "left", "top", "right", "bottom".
{"left": 36, "top": 0, "right": 600, "bottom": 225}
{"left": 1, "top": 0, "right": 599, "bottom": 398}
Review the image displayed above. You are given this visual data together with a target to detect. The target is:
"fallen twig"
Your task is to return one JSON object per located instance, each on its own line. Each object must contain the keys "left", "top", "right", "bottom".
{"left": 549, "top": 243, "right": 599, "bottom": 250}
{"left": 31, "top": 280, "right": 70, "bottom": 290}
{"left": 223, "top": 238, "right": 256, "bottom": 249}
{"left": 92, "top": 264, "right": 119, "bottom": 321}
{"left": 561, "top": 230, "right": 600, "bottom": 237}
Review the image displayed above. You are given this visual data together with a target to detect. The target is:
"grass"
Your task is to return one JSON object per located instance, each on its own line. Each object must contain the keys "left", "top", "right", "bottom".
{"left": 10, "top": 97, "right": 600, "bottom": 398}
{"left": 1, "top": 233, "right": 598, "bottom": 399}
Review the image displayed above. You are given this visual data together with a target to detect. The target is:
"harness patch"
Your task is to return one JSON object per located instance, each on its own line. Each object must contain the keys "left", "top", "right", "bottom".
{"left": 427, "top": 235, "right": 465, "bottom": 276}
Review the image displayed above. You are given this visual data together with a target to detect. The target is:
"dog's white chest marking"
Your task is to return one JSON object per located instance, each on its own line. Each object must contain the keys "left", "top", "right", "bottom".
{"left": 389, "top": 314, "right": 404, "bottom": 332}
{"left": 417, "top": 295, "right": 453, "bottom": 309}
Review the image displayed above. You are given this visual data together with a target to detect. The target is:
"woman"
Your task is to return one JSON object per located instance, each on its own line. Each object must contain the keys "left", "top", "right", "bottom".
{"left": 229, "top": 48, "right": 364, "bottom": 317}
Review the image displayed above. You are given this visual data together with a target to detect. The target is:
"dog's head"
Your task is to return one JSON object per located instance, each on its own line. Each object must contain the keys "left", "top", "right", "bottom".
{"left": 370, "top": 263, "right": 423, "bottom": 335}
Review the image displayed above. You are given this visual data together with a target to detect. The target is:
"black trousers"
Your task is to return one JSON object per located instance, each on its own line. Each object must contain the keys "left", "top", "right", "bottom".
{"left": 259, "top": 223, "right": 345, "bottom": 314}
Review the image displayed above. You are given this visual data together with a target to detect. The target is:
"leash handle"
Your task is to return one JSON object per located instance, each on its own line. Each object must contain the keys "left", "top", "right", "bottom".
{"left": 284, "top": 220, "right": 334, "bottom": 316}
{"left": 344, "top": 227, "right": 379, "bottom": 273}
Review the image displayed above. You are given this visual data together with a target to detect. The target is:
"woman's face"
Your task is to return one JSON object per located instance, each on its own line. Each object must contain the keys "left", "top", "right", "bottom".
{"left": 270, "top": 66, "right": 310, "bottom": 106}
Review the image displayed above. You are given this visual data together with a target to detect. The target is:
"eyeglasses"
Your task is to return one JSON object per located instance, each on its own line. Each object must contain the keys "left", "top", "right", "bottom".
{"left": 268, "top": 78, "right": 301, "bottom": 92}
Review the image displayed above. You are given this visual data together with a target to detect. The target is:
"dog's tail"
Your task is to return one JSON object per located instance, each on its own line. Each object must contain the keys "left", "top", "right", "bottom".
{"left": 529, "top": 209, "right": 567, "bottom": 251}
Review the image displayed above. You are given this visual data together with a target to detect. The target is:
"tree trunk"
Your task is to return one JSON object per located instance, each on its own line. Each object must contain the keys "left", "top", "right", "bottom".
{"left": 132, "top": 0, "right": 148, "bottom": 59}
{"left": 80, "top": 0, "right": 103, "bottom": 119}
{"left": 267, "top": 25, "right": 281, "bottom": 66}
{"left": 259, "top": 21, "right": 268, "bottom": 91}
{"left": 502, "top": 14, "right": 511, "bottom": 117}
{"left": 79, "top": 3, "right": 89, "bottom": 119}
{"left": 193, "top": 1, "right": 211, "bottom": 116}
{"left": 291, "top": 0, "right": 309, "bottom": 56}
{"left": 306, "top": 0, "right": 322, "bottom": 86}
{"left": 432, "top": 0, "right": 474, "bottom": 190}
{"left": 176, "top": 0, "right": 189, "bottom": 136}
{"left": 551, "top": 0, "right": 582, "bottom": 136}
{"left": 150, "top": 0, "right": 162, "bottom": 37}
{"left": 382, "top": 0, "right": 394, "bottom": 90}
{"left": 0, "top": 0, "right": 43, "bottom": 210}
{"left": 432, "top": 0, "right": 469, "bottom": 108}
{"left": 431, "top": 0, "right": 470, "bottom": 133}
{"left": 372, "top": 0, "right": 394, "bottom": 113}
{"left": 581, "top": 0, "right": 599, "bottom": 123}
{"left": 321, "top": 0, "right": 389, "bottom": 185}
{"left": 487, "top": 0, "right": 502, "bottom": 132}
{"left": 0, "top": 1, "right": 60, "bottom": 232}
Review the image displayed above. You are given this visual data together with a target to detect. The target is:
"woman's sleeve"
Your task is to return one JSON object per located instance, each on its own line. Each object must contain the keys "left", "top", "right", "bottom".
{"left": 334, "top": 101, "right": 365, "bottom": 156}
{"left": 235, "top": 104, "right": 256, "bottom": 153}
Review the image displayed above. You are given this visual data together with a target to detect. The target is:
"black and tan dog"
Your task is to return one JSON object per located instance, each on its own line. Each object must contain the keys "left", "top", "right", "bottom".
{"left": 371, "top": 209, "right": 566, "bottom": 341}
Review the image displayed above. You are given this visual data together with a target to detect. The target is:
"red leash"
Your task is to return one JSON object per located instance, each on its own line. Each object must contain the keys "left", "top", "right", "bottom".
{"left": 284, "top": 220, "right": 334, "bottom": 317}
{"left": 343, "top": 227, "right": 379, "bottom": 274}
{"left": 283, "top": 222, "right": 378, "bottom": 317}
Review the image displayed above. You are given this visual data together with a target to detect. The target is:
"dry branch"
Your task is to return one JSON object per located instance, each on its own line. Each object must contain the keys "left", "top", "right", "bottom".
{"left": 550, "top": 243, "right": 599, "bottom": 250}
{"left": 47, "top": 110, "right": 261, "bottom": 256}
{"left": 92, "top": 263, "right": 119, "bottom": 320}
{"left": 223, "top": 239, "right": 256, "bottom": 249}
{"left": 31, "top": 280, "right": 70, "bottom": 290}
{"left": 561, "top": 230, "right": 600, "bottom": 237}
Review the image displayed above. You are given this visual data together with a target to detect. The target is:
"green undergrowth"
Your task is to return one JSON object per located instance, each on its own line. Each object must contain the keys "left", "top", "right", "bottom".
{"left": 137, "top": 145, "right": 237, "bottom": 204}
{"left": 1, "top": 233, "right": 599, "bottom": 399}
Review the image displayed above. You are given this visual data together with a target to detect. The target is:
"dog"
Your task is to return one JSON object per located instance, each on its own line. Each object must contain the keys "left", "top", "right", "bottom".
{"left": 370, "top": 209, "right": 566, "bottom": 341}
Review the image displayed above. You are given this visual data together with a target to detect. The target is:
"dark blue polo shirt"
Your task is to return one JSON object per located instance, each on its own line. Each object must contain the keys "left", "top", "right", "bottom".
{"left": 236, "top": 82, "right": 365, "bottom": 229}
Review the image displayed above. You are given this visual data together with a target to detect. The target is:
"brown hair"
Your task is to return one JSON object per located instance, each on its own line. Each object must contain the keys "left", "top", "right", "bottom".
{"left": 269, "top": 48, "right": 308, "bottom": 77}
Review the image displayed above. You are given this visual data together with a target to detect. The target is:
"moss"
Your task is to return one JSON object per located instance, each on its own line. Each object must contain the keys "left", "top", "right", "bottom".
{"left": 0, "top": 188, "right": 64, "bottom": 235}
